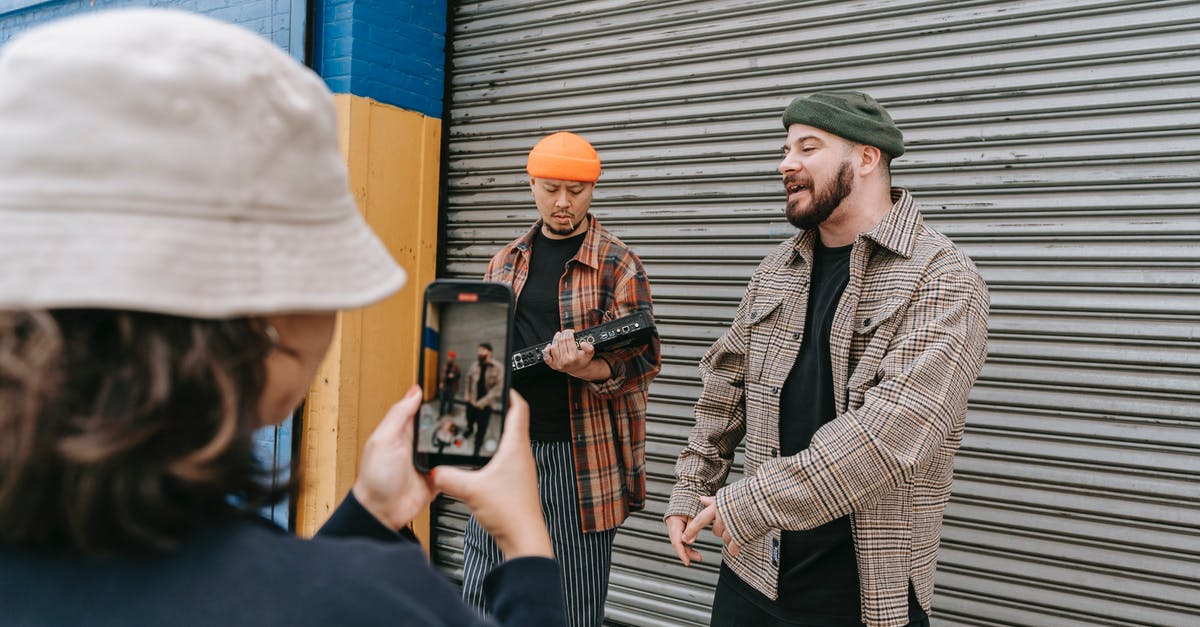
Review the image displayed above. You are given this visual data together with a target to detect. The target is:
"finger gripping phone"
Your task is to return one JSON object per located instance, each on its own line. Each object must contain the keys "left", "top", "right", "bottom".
{"left": 413, "top": 279, "right": 514, "bottom": 472}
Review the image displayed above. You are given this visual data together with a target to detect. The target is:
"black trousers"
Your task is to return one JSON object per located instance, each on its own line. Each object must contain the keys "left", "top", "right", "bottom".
{"left": 465, "top": 405, "right": 491, "bottom": 455}
{"left": 710, "top": 564, "right": 930, "bottom": 627}
{"left": 438, "top": 388, "right": 456, "bottom": 415}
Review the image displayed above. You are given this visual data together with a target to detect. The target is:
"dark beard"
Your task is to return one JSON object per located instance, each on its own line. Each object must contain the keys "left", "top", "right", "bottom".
{"left": 785, "top": 160, "right": 854, "bottom": 230}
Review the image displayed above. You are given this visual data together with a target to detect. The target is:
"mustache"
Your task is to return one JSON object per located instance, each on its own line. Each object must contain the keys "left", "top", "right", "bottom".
{"left": 782, "top": 174, "right": 812, "bottom": 187}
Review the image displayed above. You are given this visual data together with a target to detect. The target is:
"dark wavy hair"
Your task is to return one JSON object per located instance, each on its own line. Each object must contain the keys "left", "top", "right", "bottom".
{"left": 0, "top": 309, "right": 287, "bottom": 554}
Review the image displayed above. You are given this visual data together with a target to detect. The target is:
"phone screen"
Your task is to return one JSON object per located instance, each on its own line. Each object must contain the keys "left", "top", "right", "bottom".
{"left": 414, "top": 280, "right": 513, "bottom": 471}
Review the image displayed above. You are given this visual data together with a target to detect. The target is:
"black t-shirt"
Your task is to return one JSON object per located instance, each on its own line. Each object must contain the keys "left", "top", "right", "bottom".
{"left": 514, "top": 229, "right": 586, "bottom": 441}
{"left": 776, "top": 239, "right": 927, "bottom": 625}
{"left": 475, "top": 360, "right": 490, "bottom": 401}
{"left": 777, "top": 239, "right": 858, "bottom": 621}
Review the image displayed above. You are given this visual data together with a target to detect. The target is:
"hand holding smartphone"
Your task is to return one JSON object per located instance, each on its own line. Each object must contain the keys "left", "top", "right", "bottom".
{"left": 413, "top": 279, "right": 514, "bottom": 472}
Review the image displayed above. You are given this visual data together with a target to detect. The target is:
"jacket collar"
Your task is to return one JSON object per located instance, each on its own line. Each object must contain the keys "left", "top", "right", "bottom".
{"left": 863, "top": 187, "right": 921, "bottom": 258}
{"left": 791, "top": 187, "right": 921, "bottom": 260}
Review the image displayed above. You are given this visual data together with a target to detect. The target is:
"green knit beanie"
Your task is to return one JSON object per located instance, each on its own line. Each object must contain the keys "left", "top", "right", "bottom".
{"left": 781, "top": 91, "right": 905, "bottom": 157}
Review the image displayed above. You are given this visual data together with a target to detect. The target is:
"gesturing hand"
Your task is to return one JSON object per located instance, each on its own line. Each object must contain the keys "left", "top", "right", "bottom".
{"left": 665, "top": 515, "right": 703, "bottom": 566}
{"left": 352, "top": 386, "right": 437, "bottom": 531}
{"left": 682, "top": 495, "right": 741, "bottom": 558}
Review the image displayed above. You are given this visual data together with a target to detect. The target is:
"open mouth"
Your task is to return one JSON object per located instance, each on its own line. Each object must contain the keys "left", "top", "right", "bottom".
{"left": 785, "top": 180, "right": 810, "bottom": 196}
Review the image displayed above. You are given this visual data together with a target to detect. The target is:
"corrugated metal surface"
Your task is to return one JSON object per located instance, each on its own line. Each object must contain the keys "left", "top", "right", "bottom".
{"left": 434, "top": 0, "right": 1200, "bottom": 624}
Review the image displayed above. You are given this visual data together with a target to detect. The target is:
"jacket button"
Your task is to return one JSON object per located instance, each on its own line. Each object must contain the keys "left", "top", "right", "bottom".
{"left": 862, "top": 317, "right": 872, "bottom": 327}
{"left": 792, "top": 332, "right": 801, "bottom": 340}
{"left": 770, "top": 386, "right": 779, "bottom": 394}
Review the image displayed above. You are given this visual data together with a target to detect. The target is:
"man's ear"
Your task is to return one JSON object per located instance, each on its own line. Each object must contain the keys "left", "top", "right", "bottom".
{"left": 857, "top": 144, "right": 883, "bottom": 177}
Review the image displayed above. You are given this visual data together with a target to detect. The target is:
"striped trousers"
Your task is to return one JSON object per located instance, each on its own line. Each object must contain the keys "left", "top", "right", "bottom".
{"left": 462, "top": 440, "right": 618, "bottom": 627}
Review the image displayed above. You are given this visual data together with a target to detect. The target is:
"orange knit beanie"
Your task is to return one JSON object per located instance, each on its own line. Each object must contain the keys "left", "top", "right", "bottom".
{"left": 525, "top": 132, "right": 601, "bottom": 182}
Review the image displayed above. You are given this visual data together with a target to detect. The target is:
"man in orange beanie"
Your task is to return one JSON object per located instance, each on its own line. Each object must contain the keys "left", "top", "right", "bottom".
{"left": 461, "top": 132, "right": 661, "bottom": 627}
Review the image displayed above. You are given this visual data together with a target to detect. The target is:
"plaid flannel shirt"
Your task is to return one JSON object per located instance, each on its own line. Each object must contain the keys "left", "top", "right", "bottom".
{"left": 485, "top": 214, "right": 660, "bottom": 533}
{"left": 667, "top": 189, "right": 990, "bottom": 627}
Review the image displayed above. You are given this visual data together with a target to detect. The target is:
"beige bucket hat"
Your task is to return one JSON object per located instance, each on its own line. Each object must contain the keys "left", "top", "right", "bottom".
{"left": 0, "top": 9, "right": 406, "bottom": 318}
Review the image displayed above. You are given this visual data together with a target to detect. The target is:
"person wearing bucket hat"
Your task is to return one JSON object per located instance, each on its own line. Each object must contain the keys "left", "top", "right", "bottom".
{"left": 460, "top": 132, "right": 660, "bottom": 626}
{"left": 666, "top": 92, "right": 990, "bottom": 627}
{"left": 0, "top": 9, "right": 565, "bottom": 627}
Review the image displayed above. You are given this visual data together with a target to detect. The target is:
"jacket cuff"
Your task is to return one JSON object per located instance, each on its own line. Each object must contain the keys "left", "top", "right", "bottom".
{"left": 664, "top": 486, "right": 704, "bottom": 520}
{"left": 717, "top": 478, "right": 772, "bottom": 546}
{"left": 586, "top": 353, "right": 627, "bottom": 396}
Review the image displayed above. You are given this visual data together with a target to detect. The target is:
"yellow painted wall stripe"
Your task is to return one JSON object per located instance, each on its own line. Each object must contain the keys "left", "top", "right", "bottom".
{"left": 296, "top": 95, "right": 441, "bottom": 547}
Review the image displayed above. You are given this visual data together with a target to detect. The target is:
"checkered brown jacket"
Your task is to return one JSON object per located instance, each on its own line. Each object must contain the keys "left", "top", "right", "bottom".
{"left": 486, "top": 214, "right": 660, "bottom": 532}
{"left": 667, "top": 188, "right": 990, "bottom": 626}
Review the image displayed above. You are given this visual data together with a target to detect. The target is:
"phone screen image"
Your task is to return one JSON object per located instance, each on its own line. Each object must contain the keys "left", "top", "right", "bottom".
{"left": 414, "top": 280, "right": 513, "bottom": 471}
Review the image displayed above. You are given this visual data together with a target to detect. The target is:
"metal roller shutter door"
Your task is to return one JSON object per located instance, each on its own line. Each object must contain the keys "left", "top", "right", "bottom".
{"left": 433, "top": 1, "right": 1200, "bottom": 624}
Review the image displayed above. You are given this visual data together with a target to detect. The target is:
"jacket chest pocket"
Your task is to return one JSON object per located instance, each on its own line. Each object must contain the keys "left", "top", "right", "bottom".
{"left": 563, "top": 267, "right": 608, "bottom": 329}
{"left": 847, "top": 297, "right": 905, "bottom": 393}
{"left": 746, "top": 298, "right": 784, "bottom": 381}
{"left": 498, "top": 261, "right": 516, "bottom": 283}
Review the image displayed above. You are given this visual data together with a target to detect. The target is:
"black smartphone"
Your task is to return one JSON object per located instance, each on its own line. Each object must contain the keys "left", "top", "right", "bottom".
{"left": 413, "top": 279, "right": 514, "bottom": 472}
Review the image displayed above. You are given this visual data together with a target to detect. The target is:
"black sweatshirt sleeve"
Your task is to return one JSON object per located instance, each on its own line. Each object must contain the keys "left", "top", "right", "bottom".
{"left": 316, "top": 492, "right": 419, "bottom": 543}
{"left": 484, "top": 556, "right": 568, "bottom": 626}
{"left": 316, "top": 493, "right": 567, "bottom": 626}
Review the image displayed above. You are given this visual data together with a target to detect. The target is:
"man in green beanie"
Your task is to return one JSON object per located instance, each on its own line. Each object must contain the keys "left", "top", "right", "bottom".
{"left": 665, "top": 91, "right": 991, "bottom": 627}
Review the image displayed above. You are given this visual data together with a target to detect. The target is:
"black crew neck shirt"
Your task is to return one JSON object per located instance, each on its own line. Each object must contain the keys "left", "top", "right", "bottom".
{"left": 776, "top": 239, "right": 858, "bottom": 621}
{"left": 475, "top": 361, "right": 489, "bottom": 400}
{"left": 515, "top": 229, "right": 586, "bottom": 441}
{"left": 775, "top": 239, "right": 928, "bottom": 625}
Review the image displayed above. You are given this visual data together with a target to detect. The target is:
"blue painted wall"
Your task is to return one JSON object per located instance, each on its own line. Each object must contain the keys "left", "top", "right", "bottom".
{"left": 0, "top": 0, "right": 304, "bottom": 60}
{"left": 314, "top": 0, "right": 446, "bottom": 117}
{"left": 254, "top": 417, "right": 294, "bottom": 529}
